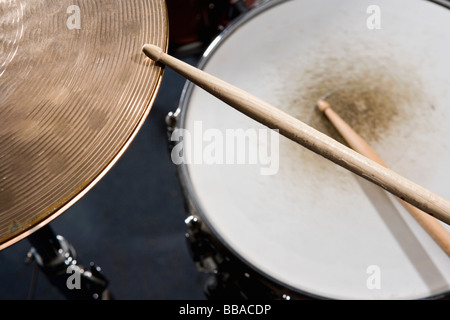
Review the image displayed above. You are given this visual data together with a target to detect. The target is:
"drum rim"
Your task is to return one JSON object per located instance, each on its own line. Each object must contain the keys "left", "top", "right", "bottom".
{"left": 175, "top": 0, "right": 450, "bottom": 300}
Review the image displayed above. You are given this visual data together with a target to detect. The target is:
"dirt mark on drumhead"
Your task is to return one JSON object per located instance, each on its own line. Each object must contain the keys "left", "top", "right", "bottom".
{"left": 275, "top": 53, "right": 433, "bottom": 190}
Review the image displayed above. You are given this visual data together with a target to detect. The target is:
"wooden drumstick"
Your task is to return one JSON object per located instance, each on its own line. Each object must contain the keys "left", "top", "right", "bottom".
{"left": 142, "top": 44, "right": 450, "bottom": 225}
{"left": 317, "top": 99, "right": 450, "bottom": 256}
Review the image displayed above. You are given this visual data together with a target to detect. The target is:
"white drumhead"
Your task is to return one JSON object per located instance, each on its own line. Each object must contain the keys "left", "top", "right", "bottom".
{"left": 179, "top": 0, "right": 450, "bottom": 299}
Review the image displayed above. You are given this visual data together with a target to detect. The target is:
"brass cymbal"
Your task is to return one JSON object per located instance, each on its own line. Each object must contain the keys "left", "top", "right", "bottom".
{"left": 0, "top": 0, "right": 168, "bottom": 250}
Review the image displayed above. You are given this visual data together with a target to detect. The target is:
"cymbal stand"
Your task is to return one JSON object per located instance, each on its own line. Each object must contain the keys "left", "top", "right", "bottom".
{"left": 25, "top": 224, "right": 112, "bottom": 300}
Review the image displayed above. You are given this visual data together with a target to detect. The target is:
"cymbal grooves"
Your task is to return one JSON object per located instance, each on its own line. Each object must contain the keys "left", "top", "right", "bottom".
{"left": 0, "top": 0, "right": 168, "bottom": 249}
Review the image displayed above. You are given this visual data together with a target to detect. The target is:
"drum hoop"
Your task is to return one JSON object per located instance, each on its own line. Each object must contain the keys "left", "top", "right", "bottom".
{"left": 175, "top": 0, "right": 450, "bottom": 300}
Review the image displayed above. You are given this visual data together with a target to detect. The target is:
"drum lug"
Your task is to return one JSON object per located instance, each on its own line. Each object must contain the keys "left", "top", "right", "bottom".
{"left": 185, "top": 215, "right": 201, "bottom": 232}
{"left": 184, "top": 215, "right": 222, "bottom": 274}
{"left": 165, "top": 108, "right": 180, "bottom": 151}
{"left": 165, "top": 108, "right": 180, "bottom": 133}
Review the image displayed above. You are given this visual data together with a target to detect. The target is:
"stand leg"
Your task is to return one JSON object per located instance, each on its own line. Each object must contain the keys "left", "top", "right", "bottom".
{"left": 26, "top": 224, "right": 112, "bottom": 300}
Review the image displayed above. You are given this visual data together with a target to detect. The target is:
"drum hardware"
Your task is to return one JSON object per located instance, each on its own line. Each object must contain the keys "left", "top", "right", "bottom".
{"left": 184, "top": 215, "right": 221, "bottom": 275}
{"left": 165, "top": 109, "right": 181, "bottom": 150}
{"left": 183, "top": 214, "right": 303, "bottom": 300}
{"left": 25, "top": 224, "right": 111, "bottom": 300}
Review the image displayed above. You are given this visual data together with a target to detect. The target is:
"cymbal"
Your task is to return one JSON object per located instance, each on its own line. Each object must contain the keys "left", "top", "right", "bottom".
{"left": 0, "top": 0, "right": 168, "bottom": 250}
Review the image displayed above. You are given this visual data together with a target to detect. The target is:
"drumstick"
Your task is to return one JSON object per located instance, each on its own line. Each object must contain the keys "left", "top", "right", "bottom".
{"left": 317, "top": 99, "right": 450, "bottom": 256}
{"left": 142, "top": 44, "right": 450, "bottom": 225}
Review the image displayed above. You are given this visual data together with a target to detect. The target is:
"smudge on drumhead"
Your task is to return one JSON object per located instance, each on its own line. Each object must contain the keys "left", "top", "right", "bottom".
{"left": 275, "top": 53, "right": 431, "bottom": 188}
{"left": 308, "top": 86, "right": 399, "bottom": 146}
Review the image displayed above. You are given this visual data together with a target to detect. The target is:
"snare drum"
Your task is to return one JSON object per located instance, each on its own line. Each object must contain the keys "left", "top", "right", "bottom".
{"left": 171, "top": 0, "right": 450, "bottom": 299}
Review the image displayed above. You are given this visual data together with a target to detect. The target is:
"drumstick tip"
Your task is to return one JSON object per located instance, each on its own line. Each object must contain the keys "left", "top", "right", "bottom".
{"left": 317, "top": 99, "right": 331, "bottom": 112}
{"left": 142, "top": 44, "right": 163, "bottom": 62}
